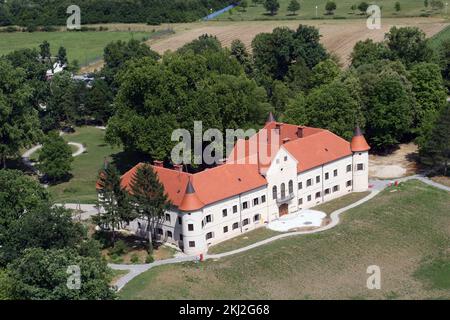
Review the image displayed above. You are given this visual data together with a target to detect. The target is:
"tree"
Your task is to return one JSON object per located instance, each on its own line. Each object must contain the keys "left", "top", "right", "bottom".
{"left": 435, "top": 39, "right": 450, "bottom": 91}
{"left": 310, "top": 59, "right": 341, "bottom": 87}
{"left": 385, "top": 27, "right": 432, "bottom": 67}
{"left": 395, "top": 2, "right": 401, "bottom": 12}
{"left": 420, "top": 103, "right": 450, "bottom": 176}
{"left": 38, "top": 131, "right": 73, "bottom": 183}
{"left": 57, "top": 46, "right": 68, "bottom": 65}
{"left": 129, "top": 164, "right": 171, "bottom": 251}
{"left": 0, "top": 58, "right": 42, "bottom": 168}
{"left": 85, "top": 79, "right": 114, "bottom": 125}
{"left": 409, "top": 63, "right": 447, "bottom": 145}
{"left": 430, "top": 0, "right": 444, "bottom": 9}
{"left": 283, "top": 93, "right": 308, "bottom": 125}
{"left": 240, "top": 0, "right": 248, "bottom": 11}
{"left": 2, "top": 247, "right": 115, "bottom": 300}
{"left": 357, "top": 61, "right": 415, "bottom": 150}
{"left": 287, "top": 0, "right": 300, "bottom": 15}
{"left": 351, "top": 39, "right": 391, "bottom": 68}
{"left": 424, "top": 0, "right": 429, "bottom": 8}
{"left": 325, "top": 1, "right": 337, "bottom": 15}
{"left": 95, "top": 162, "right": 133, "bottom": 246}
{"left": 357, "top": 2, "right": 369, "bottom": 13}
{"left": 39, "top": 40, "right": 51, "bottom": 66}
{"left": 177, "top": 34, "right": 222, "bottom": 55}
{"left": 231, "top": 39, "right": 253, "bottom": 75}
{"left": 264, "top": 0, "right": 280, "bottom": 15}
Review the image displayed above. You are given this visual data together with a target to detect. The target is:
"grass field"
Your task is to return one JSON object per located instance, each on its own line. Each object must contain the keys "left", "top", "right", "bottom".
{"left": 48, "top": 127, "right": 122, "bottom": 204}
{"left": 119, "top": 180, "right": 450, "bottom": 299}
{"left": 0, "top": 31, "right": 150, "bottom": 66}
{"left": 218, "top": 0, "right": 447, "bottom": 21}
{"left": 428, "top": 24, "right": 450, "bottom": 48}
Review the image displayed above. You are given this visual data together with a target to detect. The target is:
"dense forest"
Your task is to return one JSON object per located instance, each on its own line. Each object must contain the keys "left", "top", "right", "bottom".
{"left": 0, "top": 0, "right": 235, "bottom": 27}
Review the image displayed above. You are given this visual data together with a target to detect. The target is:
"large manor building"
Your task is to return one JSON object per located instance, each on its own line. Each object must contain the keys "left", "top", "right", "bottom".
{"left": 118, "top": 115, "right": 370, "bottom": 255}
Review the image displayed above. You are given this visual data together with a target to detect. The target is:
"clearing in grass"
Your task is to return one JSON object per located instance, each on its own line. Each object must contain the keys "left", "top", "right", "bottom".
{"left": 118, "top": 180, "right": 450, "bottom": 300}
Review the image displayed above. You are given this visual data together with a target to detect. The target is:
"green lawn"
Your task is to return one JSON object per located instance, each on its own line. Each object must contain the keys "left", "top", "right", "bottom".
{"left": 119, "top": 180, "right": 450, "bottom": 300}
{"left": 428, "top": 25, "right": 450, "bottom": 49}
{"left": 312, "top": 191, "right": 371, "bottom": 214}
{"left": 0, "top": 31, "right": 150, "bottom": 66}
{"left": 48, "top": 126, "right": 122, "bottom": 204}
{"left": 219, "top": 0, "right": 445, "bottom": 21}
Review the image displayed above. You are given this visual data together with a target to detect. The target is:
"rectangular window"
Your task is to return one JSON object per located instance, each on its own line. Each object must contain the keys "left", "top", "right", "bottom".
{"left": 306, "top": 179, "right": 312, "bottom": 187}
{"left": 222, "top": 209, "right": 227, "bottom": 217}
{"left": 242, "top": 202, "right": 248, "bottom": 210}
{"left": 166, "top": 230, "right": 172, "bottom": 238}
{"left": 178, "top": 217, "right": 182, "bottom": 225}
{"left": 316, "top": 175, "right": 320, "bottom": 183}
{"left": 242, "top": 218, "right": 249, "bottom": 226}
{"left": 232, "top": 222, "right": 239, "bottom": 230}
{"left": 180, "top": 234, "right": 183, "bottom": 240}
{"left": 298, "top": 198, "right": 303, "bottom": 205}
{"left": 298, "top": 182, "right": 302, "bottom": 190}
{"left": 334, "top": 169, "right": 338, "bottom": 177}
{"left": 206, "top": 215, "right": 212, "bottom": 223}
{"left": 307, "top": 195, "right": 312, "bottom": 202}
{"left": 188, "top": 224, "right": 194, "bottom": 231}
{"left": 325, "top": 188, "right": 330, "bottom": 195}
{"left": 165, "top": 213, "right": 171, "bottom": 222}
{"left": 254, "top": 214, "right": 260, "bottom": 222}
{"left": 189, "top": 241, "right": 195, "bottom": 248}
{"left": 261, "top": 195, "right": 266, "bottom": 203}
{"left": 346, "top": 180, "right": 352, "bottom": 187}
{"left": 357, "top": 163, "right": 364, "bottom": 171}
{"left": 284, "top": 156, "right": 288, "bottom": 161}
{"left": 223, "top": 226, "right": 228, "bottom": 233}
{"left": 233, "top": 205, "right": 238, "bottom": 213}
{"left": 325, "top": 172, "right": 329, "bottom": 180}
{"left": 157, "top": 228, "right": 163, "bottom": 235}
{"left": 346, "top": 164, "right": 352, "bottom": 172}
{"left": 206, "top": 232, "right": 213, "bottom": 240}
{"left": 315, "top": 191, "right": 321, "bottom": 199}
{"left": 333, "top": 185, "right": 339, "bottom": 192}
{"left": 253, "top": 198, "right": 259, "bottom": 206}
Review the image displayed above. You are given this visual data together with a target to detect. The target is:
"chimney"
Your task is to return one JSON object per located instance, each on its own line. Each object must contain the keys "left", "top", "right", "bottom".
{"left": 297, "top": 126, "right": 303, "bottom": 139}
{"left": 173, "top": 164, "right": 183, "bottom": 172}
{"left": 154, "top": 160, "right": 163, "bottom": 167}
{"left": 282, "top": 138, "right": 290, "bottom": 144}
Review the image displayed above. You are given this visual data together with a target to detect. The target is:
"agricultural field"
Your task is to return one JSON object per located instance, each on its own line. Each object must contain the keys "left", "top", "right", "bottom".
{"left": 146, "top": 17, "right": 448, "bottom": 65}
{"left": 217, "top": 0, "right": 448, "bottom": 21}
{"left": 119, "top": 180, "right": 450, "bottom": 300}
{"left": 0, "top": 30, "right": 151, "bottom": 66}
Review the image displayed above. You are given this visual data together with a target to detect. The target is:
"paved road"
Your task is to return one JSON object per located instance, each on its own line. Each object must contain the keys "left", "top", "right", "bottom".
{"left": 108, "top": 175, "right": 450, "bottom": 292}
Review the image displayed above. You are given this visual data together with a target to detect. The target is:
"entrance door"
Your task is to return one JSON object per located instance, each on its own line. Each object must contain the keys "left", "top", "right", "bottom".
{"left": 279, "top": 204, "right": 288, "bottom": 217}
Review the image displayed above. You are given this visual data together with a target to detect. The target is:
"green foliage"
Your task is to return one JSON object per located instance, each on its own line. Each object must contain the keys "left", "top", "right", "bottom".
{"left": 351, "top": 39, "right": 392, "bottom": 68}
{"left": 420, "top": 103, "right": 450, "bottom": 175}
{"left": 130, "top": 253, "right": 140, "bottom": 263}
{"left": 395, "top": 1, "right": 401, "bottom": 11}
{"left": 358, "top": 2, "right": 369, "bottom": 13}
{"left": 110, "top": 240, "right": 127, "bottom": 256}
{"left": 287, "top": 0, "right": 300, "bottom": 14}
{"left": 264, "top": 0, "right": 280, "bottom": 15}
{"left": 325, "top": 1, "right": 337, "bottom": 14}
{"left": 230, "top": 39, "right": 253, "bottom": 75}
{"left": 385, "top": 26, "right": 433, "bottom": 67}
{"left": 38, "top": 131, "right": 73, "bottom": 182}
{"left": 145, "top": 254, "right": 154, "bottom": 263}
{"left": 85, "top": 79, "right": 114, "bottom": 125}
{"left": 0, "top": 58, "right": 42, "bottom": 167}
{"left": 178, "top": 34, "right": 222, "bottom": 55}
{"left": 311, "top": 59, "right": 341, "bottom": 87}
{"left": 3, "top": 247, "right": 115, "bottom": 300}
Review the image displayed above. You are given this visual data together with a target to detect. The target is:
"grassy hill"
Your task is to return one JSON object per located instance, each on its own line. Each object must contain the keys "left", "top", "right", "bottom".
{"left": 217, "top": 0, "right": 448, "bottom": 20}
{"left": 119, "top": 180, "right": 450, "bottom": 300}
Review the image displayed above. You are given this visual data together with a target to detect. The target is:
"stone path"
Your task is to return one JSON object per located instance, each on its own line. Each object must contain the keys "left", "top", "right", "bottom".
{"left": 109, "top": 175, "right": 449, "bottom": 291}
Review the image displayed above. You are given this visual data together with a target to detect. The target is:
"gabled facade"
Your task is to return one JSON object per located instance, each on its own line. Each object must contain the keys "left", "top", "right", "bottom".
{"left": 116, "top": 119, "right": 370, "bottom": 255}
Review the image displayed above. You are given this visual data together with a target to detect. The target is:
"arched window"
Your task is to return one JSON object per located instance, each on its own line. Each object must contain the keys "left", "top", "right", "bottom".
{"left": 272, "top": 186, "right": 277, "bottom": 200}
{"left": 281, "top": 183, "right": 286, "bottom": 198}
{"left": 288, "top": 180, "right": 293, "bottom": 194}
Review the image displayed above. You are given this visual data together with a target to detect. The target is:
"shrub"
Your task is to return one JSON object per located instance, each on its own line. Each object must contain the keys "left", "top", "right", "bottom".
{"left": 130, "top": 254, "right": 140, "bottom": 264}
{"left": 145, "top": 254, "right": 154, "bottom": 264}
{"left": 110, "top": 240, "right": 127, "bottom": 256}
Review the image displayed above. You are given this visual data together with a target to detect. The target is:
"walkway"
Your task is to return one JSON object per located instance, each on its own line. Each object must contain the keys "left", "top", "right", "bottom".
{"left": 109, "top": 175, "right": 449, "bottom": 291}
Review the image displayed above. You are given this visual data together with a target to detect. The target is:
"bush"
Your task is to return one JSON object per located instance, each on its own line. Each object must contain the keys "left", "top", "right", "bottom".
{"left": 110, "top": 240, "right": 127, "bottom": 256}
{"left": 145, "top": 254, "right": 154, "bottom": 263}
{"left": 130, "top": 253, "right": 140, "bottom": 263}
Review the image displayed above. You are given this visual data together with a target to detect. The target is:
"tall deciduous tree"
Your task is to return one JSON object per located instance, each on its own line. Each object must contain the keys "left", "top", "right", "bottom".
{"left": 129, "top": 164, "right": 171, "bottom": 251}
{"left": 351, "top": 39, "right": 392, "bottom": 68}
{"left": 38, "top": 131, "right": 73, "bottom": 183}
{"left": 287, "top": 0, "right": 300, "bottom": 15}
{"left": 0, "top": 58, "right": 42, "bottom": 168}
{"left": 95, "top": 162, "right": 133, "bottom": 246}
{"left": 325, "top": 1, "right": 337, "bottom": 15}
{"left": 420, "top": 103, "right": 450, "bottom": 175}
{"left": 264, "top": 0, "right": 280, "bottom": 15}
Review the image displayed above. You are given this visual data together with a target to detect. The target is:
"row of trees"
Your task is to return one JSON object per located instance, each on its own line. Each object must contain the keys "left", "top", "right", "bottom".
{"left": 0, "top": 0, "right": 235, "bottom": 27}
{"left": 0, "top": 170, "right": 115, "bottom": 299}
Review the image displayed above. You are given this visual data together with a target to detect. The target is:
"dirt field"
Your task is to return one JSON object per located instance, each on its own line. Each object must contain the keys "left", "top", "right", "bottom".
{"left": 369, "top": 143, "right": 420, "bottom": 179}
{"left": 146, "top": 18, "right": 448, "bottom": 66}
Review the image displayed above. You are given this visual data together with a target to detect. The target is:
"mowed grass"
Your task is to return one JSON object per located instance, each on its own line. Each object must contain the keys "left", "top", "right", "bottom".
{"left": 119, "top": 180, "right": 450, "bottom": 299}
{"left": 312, "top": 191, "right": 371, "bottom": 214}
{"left": 48, "top": 127, "right": 122, "bottom": 204}
{"left": 0, "top": 31, "right": 150, "bottom": 66}
{"left": 428, "top": 25, "right": 450, "bottom": 49}
{"left": 217, "top": 0, "right": 444, "bottom": 20}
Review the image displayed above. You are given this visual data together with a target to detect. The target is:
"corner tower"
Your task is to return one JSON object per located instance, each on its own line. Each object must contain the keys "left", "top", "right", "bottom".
{"left": 351, "top": 126, "right": 370, "bottom": 192}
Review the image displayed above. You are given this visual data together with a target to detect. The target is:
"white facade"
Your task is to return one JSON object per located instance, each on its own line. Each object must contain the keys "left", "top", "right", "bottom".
{"left": 123, "top": 145, "right": 369, "bottom": 256}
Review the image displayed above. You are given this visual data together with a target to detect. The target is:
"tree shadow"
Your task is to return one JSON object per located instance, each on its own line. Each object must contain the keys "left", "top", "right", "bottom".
{"left": 110, "top": 150, "right": 152, "bottom": 175}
